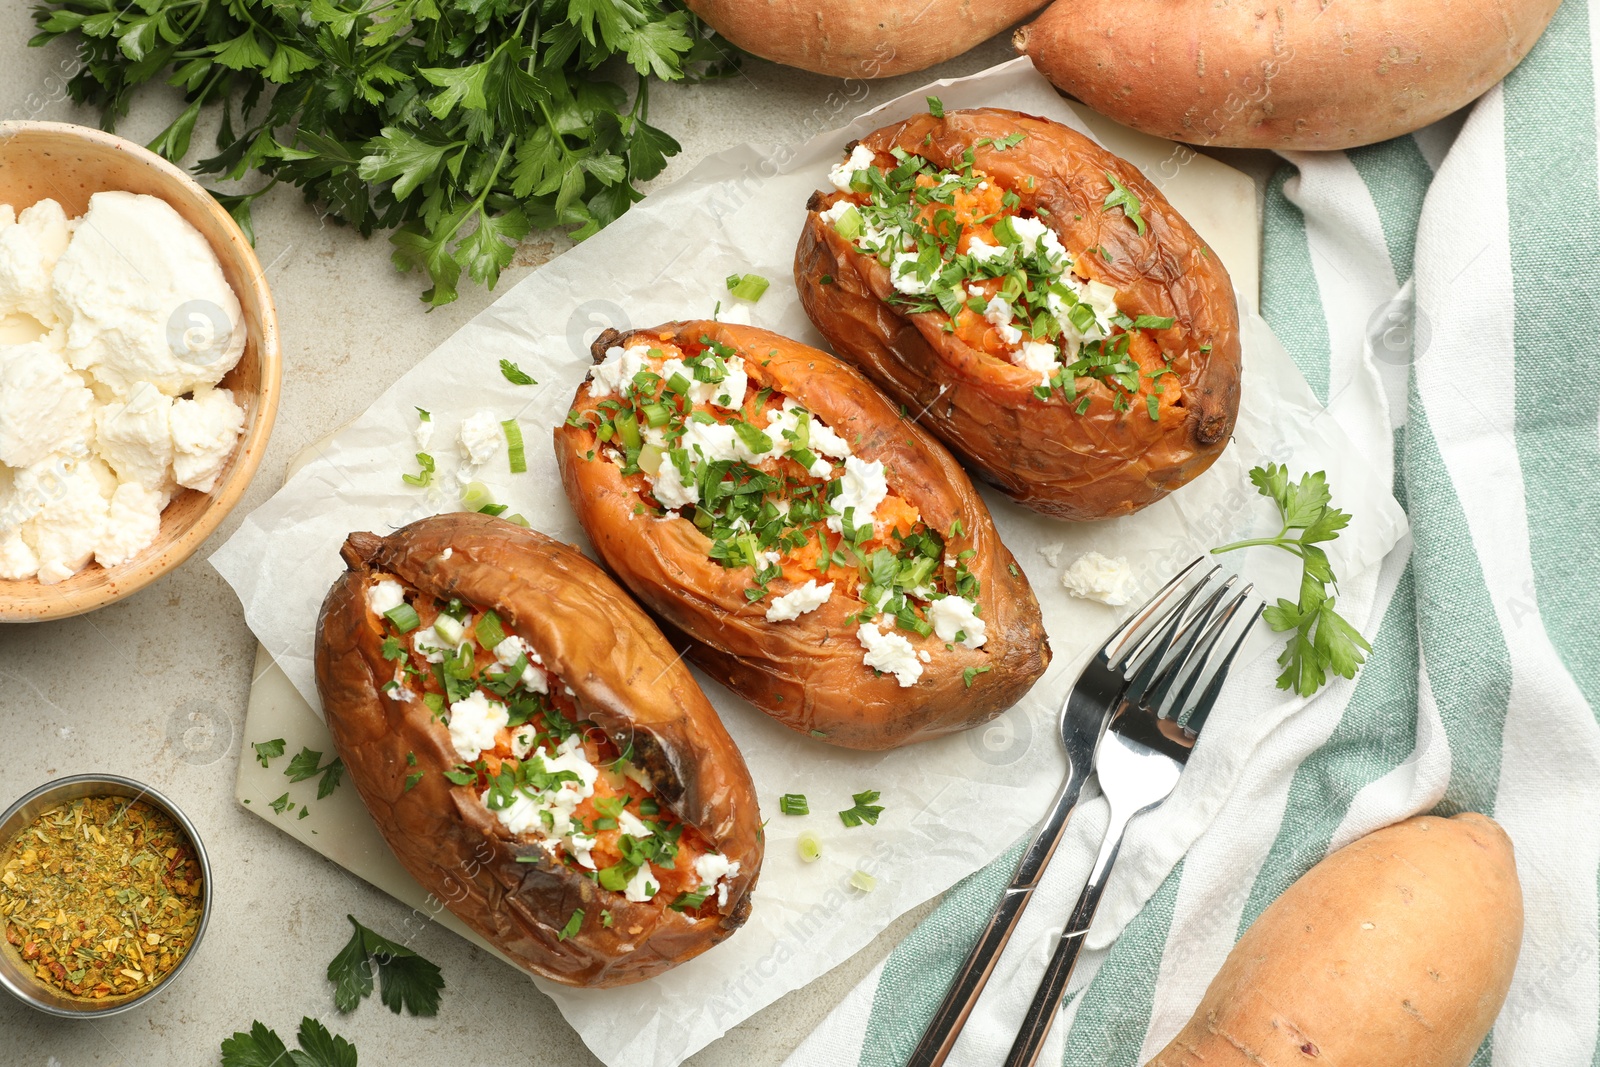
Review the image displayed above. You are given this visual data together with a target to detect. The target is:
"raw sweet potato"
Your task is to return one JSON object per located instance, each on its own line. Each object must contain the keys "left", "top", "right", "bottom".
{"left": 1148, "top": 813, "right": 1523, "bottom": 1067}
{"left": 1016, "top": 0, "right": 1562, "bottom": 150}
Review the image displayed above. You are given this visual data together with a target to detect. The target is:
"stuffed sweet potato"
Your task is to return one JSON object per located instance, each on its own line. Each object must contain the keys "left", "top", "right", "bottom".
{"left": 796, "top": 107, "right": 1242, "bottom": 521}
{"left": 314, "top": 512, "right": 762, "bottom": 987}
{"left": 554, "top": 320, "right": 1049, "bottom": 750}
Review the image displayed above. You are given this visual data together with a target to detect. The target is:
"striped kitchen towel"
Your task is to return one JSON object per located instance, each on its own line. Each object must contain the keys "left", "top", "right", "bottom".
{"left": 783, "top": 0, "right": 1600, "bottom": 1062}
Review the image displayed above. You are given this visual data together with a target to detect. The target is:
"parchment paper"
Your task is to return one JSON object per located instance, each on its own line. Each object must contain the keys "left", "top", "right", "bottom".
{"left": 211, "top": 58, "right": 1407, "bottom": 1067}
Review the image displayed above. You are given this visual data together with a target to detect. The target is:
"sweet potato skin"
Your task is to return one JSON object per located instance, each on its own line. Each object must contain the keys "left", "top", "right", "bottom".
{"left": 795, "top": 108, "right": 1240, "bottom": 522}
{"left": 313, "top": 512, "right": 763, "bottom": 988}
{"left": 1016, "top": 0, "right": 1562, "bottom": 150}
{"left": 1148, "top": 813, "right": 1523, "bottom": 1067}
{"left": 554, "top": 320, "right": 1050, "bottom": 750}
{"left": 683, "top": 0, "right": 1049, "bottom": 79}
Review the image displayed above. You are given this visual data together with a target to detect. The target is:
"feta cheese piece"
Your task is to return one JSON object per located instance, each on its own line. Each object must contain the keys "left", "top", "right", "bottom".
{"left": 52, "top": 191, "right": 245, "bottom": 397}
{"left": 412, "top": 625, "right": 455, "bottom": 664}
{"left": 624, "top": 863, "right": 659, "bottom": 903}
{"left": 455, "top": 409, "right": 501, "bottom": 482}
{"left": 965, "top": 236, "right": 1007, "bottom": 263}
{"left": 168, "top": 385, "right": 244, "bottom": 492}
{"left": 693, "top": 851, "right": 734, "bottom": 888}
{"left": 568, "top": 832, "right": 598, "bottom": 870}
{"left": 0, "top": 525, "right": 38, "bottom": 580}
{"left": 93, "top": 381, "right": 175, "bottom": 498}
{"left": 828, "top": 143, "right": 876, "bottom": 192}
{"left": 588, "top": 343, "right": 651, "bottom": 398}
{"left": 0, "top": 341, "right": 95, "bottom": 470}
{"left": 889, "top": 252, "right": 932, "bottom": 295}
{"left": 492, "top": 634, "right": 549, "bottom": 694}
{"left": 765, "top": 579, "right": 834, "bottom": 622}
{"left": 510, "top": 725, "right": 538, "bottom": 761}
{"left": 765, "top": 407, "right": 833, "bottom": 478}
{"left": 820, "top": 199, "right": 857, "bottom": 227}
{"left": 366, "top": 578, "right": 406, "bottom": 617}
{"left": 414, "top": 416, "right": 434, "bottom": 451}
{"left": 1007, "top": 215, "right": 1069, "bottom": 264}
{"left": 94, "top": 481, "right": 163, "bottom": 567}
{"left": 1015, "top": 340, "right": 1060, "bottom": 387}
{"left": 1062, "top": 551, "right": 1137, "bottom": 606}
{"left": 827, "top": 455, "right": 888, "bottom": 533}
{"left": 13, "top": 454, "right": 115, "bottom": 584}
{"left": 487, "top": 733, "right": 600, "bottom": 841}
{"left": 446, "top": 690, "right": 509, "bottom": 763}
{"left": 0, "top": 198, "right": 72, "bottom": 325}
{"left": 617, "top": 810, "right": 653, "bottom": 839}
{"left": 647, "top": 456, "right": 698, "bottom": 510}
{"left": 983, "top": 296, "right": 1023, "bottom": 346}
{"left": 857, "top": 622, "right": 923, "bottom": 687}
{"left": 682, "top": 419, "right": 765, "bottom": 464}
{"left": 928, "top": 595, "right": 987, "bottom": 649}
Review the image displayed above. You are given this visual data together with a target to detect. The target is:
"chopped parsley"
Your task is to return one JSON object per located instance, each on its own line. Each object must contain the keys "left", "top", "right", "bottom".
{"left": 499, "top": 359, "right": 537, "bottom": 386}
{"left": 251, "top": 738, "right": 285, "bottom": 768}
{"left": 839, "top": 790, "right": 885, "bottom": 828}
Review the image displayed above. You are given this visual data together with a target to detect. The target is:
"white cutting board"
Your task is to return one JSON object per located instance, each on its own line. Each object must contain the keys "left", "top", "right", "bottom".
{"left": 232, "top": 108, "right": 1261, "bottom": 972}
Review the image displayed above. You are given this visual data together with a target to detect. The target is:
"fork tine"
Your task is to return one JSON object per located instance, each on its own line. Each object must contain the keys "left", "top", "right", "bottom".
{"left": 1142, "top": 576, "right": 1239, "bottom": 718}
{"left": 1098, "top": 558, "right": 1208, "bottom": 668}
{"left": 1182, "top": 600, "right": 1267, "bottom": 737}
{"left": 1119, "top": 568, "right": 1222, "bottom": 704}
{"left": 1158, "top": 584, "right": 1252, "bottom": 724}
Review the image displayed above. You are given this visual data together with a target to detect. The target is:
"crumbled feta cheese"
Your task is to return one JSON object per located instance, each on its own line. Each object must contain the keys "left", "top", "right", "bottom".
{"left": 617, "top": 810, "right": 653, "bottom": 839}
{"left": 1062, "top": 551, "right": 1137, "bottom": 606}
{"left": 493, "top": 635, "right": 549, "bottom": 694}
{"left": 446, "top": 690, "right": 508, "bottom": 762}
{"left": 94, "top": 381, "right": 175, "bottom": 499}
{"left": 0, "top": 200, "right": 72, "bottom": 327}
{"left": 763, "top": 407, "right": 833, "bottom": 478}
{"left": 1038, "top": 543, "right": 1064, "bottom": 568}
{"left": 0, "top": 341, "right": 95, "bottom": 470}
{"left": 510, "top": 725, "right": 538, "bottom": 760}
{"left": 588, "top": 343, "right": 651, "bottom": 398}
{"left": 918, "top": 650, "right": 932, "bottom": 663}
{"left": 414, "top": 417, "right": 433, "bottom": 451}
{"left": 53, "top": 191, "right": 244, "bottom": 398}
{"left": 622, "top": 762, "right": 653, "bottom": 791}
{"left": 441, "top": 547, "right": 453, "bottom": 560}
{"left": 0, "top": 525, "right": 38, "bottom": 581}
{"left": 983, "top": 297, "right": 1023, "bottom": 346}
{"left": 11, "top": 454, "right": 115, "bottom": 584}
{"left": 1006, "top": 216, "right": 1069, "bottom": 264}
{"left": 647, "top": 454, "right": 699, "bottom": 510}
{"left": 1015, "top": 340, "right": 1061, "bottom": 387}
{"left": 693, "top": 852, "right": 736, "bottom": 892}
{"left": 682, "top": 419, "right": 764, "bottom": 464}
{"left": 624, "top": 863, "right": 659, "bottom": 902}
{"left": 765, "top": 579, "right": 834, "bottom": 623}
{"left": 168, "top": 385, "right": 244, "bottom": 493}
{"left": 94, "top": 482, "right": 163, "bottom": 567}
{"left": 455, "top": 410, "right": 501, "bottom": 483}
{"left": 488, "top": 733, "right": 600, "bottom": 841}
{"left": 889, "top": 252, "right": 932, "bottom": 295}
{"left": 806, "top": 414, "right": 853, "bottom": 460}
{"left": 828, "top": 144, "right": 876, "bottom": 192}
{"left": 857, "top": 622, "right": 923, "bottom": 687}
{"left": 568, "top": 832, "right": 598, "bottom": 870}
{"left": 928, "top": 595, "right": 987, "bottom": 649}
{"left": 965, "top": 236, "right": 1007, "bottom": 262}
{"left": 820, "top": 200, "right": 856, "bottom": 226}
{"left": 412, "top": 625, "right": 455, "bottom": 663}
{"left": 827, "top": 455, "right": 888, "bottom": 533}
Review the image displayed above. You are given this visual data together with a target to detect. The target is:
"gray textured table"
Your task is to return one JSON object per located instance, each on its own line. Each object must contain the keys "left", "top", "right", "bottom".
{"left": 0, "top": 11, "right": 1270, "bottom": 1063}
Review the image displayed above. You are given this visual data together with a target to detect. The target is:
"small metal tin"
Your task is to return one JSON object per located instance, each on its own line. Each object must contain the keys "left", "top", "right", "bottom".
{"left": 0, "top": 774, "right": 212, "bottom": 1018}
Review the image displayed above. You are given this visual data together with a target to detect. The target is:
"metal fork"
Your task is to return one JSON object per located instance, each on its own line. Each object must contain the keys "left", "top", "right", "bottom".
{"left": 1003, "top": 568, "right": 1264, "bottom": 1067}
{"left": 906, "top": 559, "right": 1213, "bottom": 1067}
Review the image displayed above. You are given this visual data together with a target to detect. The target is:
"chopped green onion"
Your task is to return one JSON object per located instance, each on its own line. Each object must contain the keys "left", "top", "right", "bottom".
{"left": 726, "top": 273, "right": 771, "bottom": 302}
{"left": 502, "top": 419, "right": 526, "bottom": 473}
{"left": 402, "top": 452, "right": 435, "bottom": 487}
{"left": 383, "top": 603, "right": 421, "bottom": 633}
{"left": 460, "top": 480, "right": 496, "bottom": 512}
{"left": 849, "top": 870, "right": 877, "bottom": 892}
{"left": 963, "top": 665, "right": 993, "bottom": 688}
{"left": 504, "top": 513, "right": 530, "bottom": 527}
{"left": 798, "top": 831, "right": 822, "bottom": 863}
{"left": 665, "top": 372, "right": 692, "bottom": 396}
{"left": 616, "top": 413, "right": 642, "bottom": 451}
{"left": 641, "top": 402, "right": 672, "bottom": 428}
{"left": 1132, "top": 314, "right": 1176, "bottom": 330}
{"left": 638, "top": 444, "right": 664, "bottom": 476}
{"left": 479, "top": 503, "right": 508, "bottom": 517}
{"left": 779, "top": 794, "right": 809, "bottom": 816}
{"left": 476, "top": 610, "right": 506, "bottom": 650}
{"left": 833, "top": 206, "right": 864, "bottom": 241}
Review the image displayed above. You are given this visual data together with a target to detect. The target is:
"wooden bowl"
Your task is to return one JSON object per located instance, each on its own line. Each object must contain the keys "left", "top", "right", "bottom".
{"left": 0, "top": 121, "right": 281, "bottom": 622}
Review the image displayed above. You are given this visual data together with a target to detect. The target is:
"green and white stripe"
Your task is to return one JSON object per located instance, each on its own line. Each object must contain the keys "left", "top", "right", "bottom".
{"left": 785, "top": 2, "right": 1600, "bottom": 1061}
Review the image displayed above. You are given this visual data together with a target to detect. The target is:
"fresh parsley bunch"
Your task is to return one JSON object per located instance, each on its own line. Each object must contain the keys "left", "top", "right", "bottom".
{"left": 1213, "top": 463, "right": 1372, "bottom": 697}
{"left": 30, "top": 0, "right": 729, "bottom": 306}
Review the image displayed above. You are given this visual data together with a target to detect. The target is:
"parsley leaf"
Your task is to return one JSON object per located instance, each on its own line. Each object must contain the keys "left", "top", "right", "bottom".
{"left": 328, "top": 915, "right": 444, "bottom": 1017}
{"left": 499, "top": 359, "right": 537, "bottom": 386}
{"left": 1213, "top": 464, "right": 1371, "bottom": 697}
{"left": 558, "top": 908, "right": 584, "bottom": 940}
{"left": 1102, "top": 171, "right": 1148, "bottom": 236}
{"left": 286, "top": 747, "right": 345, "bottom": 800}
{"left": 838, "top": 790, "right": 885, "bottom": 828}
{"left": 926, "top": 95, "right": 944, "bottom": 118}
{"left": 252, "top": 738, "right": 285, "bottom": 768}
{"left": 221, "top": 1018, "right": 355, "bottom": 1067}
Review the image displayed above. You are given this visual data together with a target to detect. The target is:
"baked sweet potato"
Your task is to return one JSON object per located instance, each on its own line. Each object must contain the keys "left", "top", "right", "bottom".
{"left": 796, "top": 107, "right": 1241, "bottom": 521}
{"left": 1016, "top": 0, "right": 1562, "bottom": 151}
{"left": 314, "top": 512, "right": 763, "bottom": 987}
{"left": 554, "top": 320, "right": 1049, "bottom": 750}
{"left": 1148, "top": 814, "right": 1523, "bottom": 1067}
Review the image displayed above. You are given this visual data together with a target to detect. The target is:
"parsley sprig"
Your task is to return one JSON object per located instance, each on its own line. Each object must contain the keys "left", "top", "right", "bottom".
{"left": 838, "top": 790, "right": 884, "bottom": 828}
{"left": 222, "top": 1018, "right": 356, "bottom": 1067}
{"left": 327, "top": 915, "right": 445, "bottom": 1016}
{"left": 31, "top": 0, "right": 732, "bottom": 306}
{"left": 1212, "top": 464, "right": 1371, "bottom": 697}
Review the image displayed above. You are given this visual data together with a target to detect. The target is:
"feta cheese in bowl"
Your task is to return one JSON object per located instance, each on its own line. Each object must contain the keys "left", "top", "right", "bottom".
{"left": 0, "top": 121, "right": 280, "bottom": 621}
